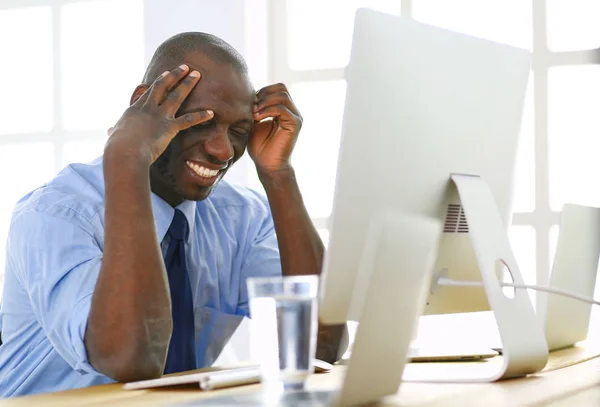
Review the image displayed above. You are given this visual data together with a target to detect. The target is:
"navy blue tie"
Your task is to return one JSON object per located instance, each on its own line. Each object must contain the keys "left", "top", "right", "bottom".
{"left": 163, "top": 209, "right": 197, "bottom": 374}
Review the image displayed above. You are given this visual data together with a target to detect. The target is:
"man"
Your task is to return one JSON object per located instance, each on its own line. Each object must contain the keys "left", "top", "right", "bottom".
{"left": 0, "top": 32, "right": 346, "bottom": 397}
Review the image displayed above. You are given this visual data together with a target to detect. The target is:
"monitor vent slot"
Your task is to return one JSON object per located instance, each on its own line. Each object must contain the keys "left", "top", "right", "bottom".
{"left": 443, "top": 204, "right": 469, "bottom": 233}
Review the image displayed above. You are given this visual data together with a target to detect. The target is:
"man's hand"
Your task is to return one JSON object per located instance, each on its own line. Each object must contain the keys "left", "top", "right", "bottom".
{"left": 247, "top": 83, "right": 302, "bottom": 174}
{"left": 87, "top": 64, "right": 213, "bottom": 382}
{"left": 105, "top": 64, "right": 213, "bottom": 165}
{"left": 248, "top": 84, "right": 349, "bottom": 363}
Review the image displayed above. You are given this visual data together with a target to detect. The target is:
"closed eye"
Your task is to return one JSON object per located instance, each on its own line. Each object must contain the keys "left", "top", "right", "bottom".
{"left": 192, "top": 120, "right": 214, "bottom": 130}
{"left": 231, "top": 127, "right": 249, "bottom": 140}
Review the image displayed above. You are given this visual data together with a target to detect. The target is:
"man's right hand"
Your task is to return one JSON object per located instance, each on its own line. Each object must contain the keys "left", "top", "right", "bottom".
{"left": 87, "top": 64, "right": 213, "bottom": 383}
{"left": 104, "top": 64, "right": 213, "bottom": 165}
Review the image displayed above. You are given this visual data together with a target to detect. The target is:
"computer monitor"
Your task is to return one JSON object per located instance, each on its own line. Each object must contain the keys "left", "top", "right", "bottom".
{"left": 319, "top": 9, "right": 531, "bottom": 325}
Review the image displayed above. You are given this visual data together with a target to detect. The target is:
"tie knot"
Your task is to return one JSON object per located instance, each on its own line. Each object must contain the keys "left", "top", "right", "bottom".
{"left": 167, "top": 209, "right": 189, "bottom": 242}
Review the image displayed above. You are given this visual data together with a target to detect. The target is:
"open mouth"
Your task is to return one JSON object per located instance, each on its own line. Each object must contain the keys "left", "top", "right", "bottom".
{"left": 186, "top": 161, "right": 220, "bottom": 177}
{"left": 185, "top": 160, "right": 224, "bottom": 186}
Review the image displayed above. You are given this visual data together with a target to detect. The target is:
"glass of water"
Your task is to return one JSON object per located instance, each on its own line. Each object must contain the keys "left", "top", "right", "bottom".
{"left": 247, "top": 275, "right": 319, "bottom": 392}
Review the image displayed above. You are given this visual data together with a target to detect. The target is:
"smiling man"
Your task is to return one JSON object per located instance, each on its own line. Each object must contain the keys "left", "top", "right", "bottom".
{"left": 0, "top": 32, "right": 346, "bottom": 397}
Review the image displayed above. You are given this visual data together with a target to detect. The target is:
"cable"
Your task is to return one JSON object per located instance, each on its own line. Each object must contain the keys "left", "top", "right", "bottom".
{"left": 436, "top": 277, "right": 600, "bottom": 307}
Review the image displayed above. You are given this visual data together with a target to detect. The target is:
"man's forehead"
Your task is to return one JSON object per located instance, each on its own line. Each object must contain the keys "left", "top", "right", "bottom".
{"left": 186, "top": 58, "right": 253, "bottom": 94}
{"left": 178, "top": 70, "right": 254, "bottom": 119}
{"left": 203, "top": 74, "right": 252, "bottom": 97}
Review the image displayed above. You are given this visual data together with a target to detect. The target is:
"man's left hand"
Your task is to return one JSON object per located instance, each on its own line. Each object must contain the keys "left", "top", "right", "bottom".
{"left": 248, "top": 83, "right": 302, "bottom": 174}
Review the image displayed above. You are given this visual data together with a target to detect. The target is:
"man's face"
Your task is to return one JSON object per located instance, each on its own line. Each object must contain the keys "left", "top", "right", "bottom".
{"left": 139, "top": 53, "right": 255, "bottom": 206}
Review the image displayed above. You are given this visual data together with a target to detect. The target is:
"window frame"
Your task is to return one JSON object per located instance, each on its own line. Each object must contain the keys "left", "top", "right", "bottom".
{"left": 0, "top": 0, "right": 120, "bottom": 173}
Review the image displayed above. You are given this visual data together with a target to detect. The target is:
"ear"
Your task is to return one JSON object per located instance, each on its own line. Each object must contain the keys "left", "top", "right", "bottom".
{"left": 130, "top": 84, "right": 149, "bottom": 106}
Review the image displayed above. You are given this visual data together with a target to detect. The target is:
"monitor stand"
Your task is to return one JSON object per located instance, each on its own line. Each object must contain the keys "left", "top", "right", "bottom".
{"left": 333, "top": 212, "right": 442, "bottom": 406}
{"left": 431, "top": 173, "right": 549, "bottom": 381}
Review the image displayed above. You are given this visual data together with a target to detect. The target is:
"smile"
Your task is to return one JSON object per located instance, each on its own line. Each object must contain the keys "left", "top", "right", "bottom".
{"left": 185, "top": 161, "right": 221, "bottom": 179}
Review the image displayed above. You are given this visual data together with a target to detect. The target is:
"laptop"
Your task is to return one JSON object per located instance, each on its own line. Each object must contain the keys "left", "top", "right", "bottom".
{"left": 538, "top": 203, "right": 600, "bottom": 351}
{"left": 416, "top": 203, "right": 600, "bottom": 354}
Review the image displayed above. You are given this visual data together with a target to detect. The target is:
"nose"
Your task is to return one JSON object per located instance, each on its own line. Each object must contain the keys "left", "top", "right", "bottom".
{"left": 204, "top": 126, "right": 234, "bottom": 163}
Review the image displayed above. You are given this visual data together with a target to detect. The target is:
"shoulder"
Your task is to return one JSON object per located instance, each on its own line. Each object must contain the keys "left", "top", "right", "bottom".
{"left": 11, "top": 157, "right": 105, "bottom": 235}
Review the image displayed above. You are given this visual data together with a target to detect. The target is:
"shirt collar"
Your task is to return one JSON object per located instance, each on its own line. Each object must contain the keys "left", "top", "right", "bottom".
{"left": 151, "top": 193, "right": 197, "bottom": 243}
{"left": 176, "top": 199, "right": 197, "bottom": 239}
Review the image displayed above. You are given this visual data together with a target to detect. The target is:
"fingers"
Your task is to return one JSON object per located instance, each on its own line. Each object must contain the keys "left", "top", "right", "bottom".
{"left": 175, "top": 109, "right": 214, "bottom": 131}
{"left": 131, "top": 85, "right": 152, "bottom": 106}
{"left": 146, "top": 64, "right": 191, "bottom": 105}
{"left": 253, "top": 105, "right": 300, "bottom": 131}
{"left": 254, "top": 90, "right": 299, "bottom": 117}
{"left": 255, "top": 83, "right": 288, "bottom": 100}
{"left": 254, "top": 84, "right": 302, "bottom": 127}
{"left": 161, "top": 70, "right": 201, "bottom": 114}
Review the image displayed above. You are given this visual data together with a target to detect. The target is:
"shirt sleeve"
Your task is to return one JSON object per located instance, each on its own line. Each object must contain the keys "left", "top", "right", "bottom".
{"left": 10, "top": 207, "right": 104, "bottom": 375}
{"left": 236, "top": 202, "right": 282, "bottom": 317}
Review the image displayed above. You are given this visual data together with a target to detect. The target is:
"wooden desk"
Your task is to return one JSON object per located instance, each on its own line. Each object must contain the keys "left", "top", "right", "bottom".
{"left": 1, "top": 346, "right": 599, "bottom": 407}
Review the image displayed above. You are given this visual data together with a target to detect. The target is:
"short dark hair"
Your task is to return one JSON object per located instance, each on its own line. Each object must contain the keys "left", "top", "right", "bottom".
{"left": 142, "top": 32, "right": 248, "bottom": 84}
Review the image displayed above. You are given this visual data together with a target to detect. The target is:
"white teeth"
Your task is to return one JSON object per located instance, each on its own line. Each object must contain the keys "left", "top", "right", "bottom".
{"left": 186, "top": 161, "right": 219, "bottom": 178}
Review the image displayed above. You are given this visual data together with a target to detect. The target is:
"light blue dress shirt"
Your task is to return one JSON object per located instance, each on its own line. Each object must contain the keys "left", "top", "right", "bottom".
{"left": 0, "top": 157, "right": 281, "bottom": 397}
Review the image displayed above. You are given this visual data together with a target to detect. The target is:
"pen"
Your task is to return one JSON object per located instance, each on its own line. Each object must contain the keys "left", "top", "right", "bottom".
{"left": 198, "top": 367, "right": 261, "bottom": 390}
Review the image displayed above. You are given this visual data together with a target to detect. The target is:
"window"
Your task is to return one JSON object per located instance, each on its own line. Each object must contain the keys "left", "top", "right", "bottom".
{"left": 0, "top": 0, "right": 144, "bottom": 294}
{"left": 266, "top": 0, "right": 600, "bottom": 313}
{"left": 546, "top": 0, "right": 600, "bottom": 52}
{"left": 285, "top": 0, "right": 401, "bottom": 70}
{"left": 548, "top": 66, "right": 600, "bottom": 210}
{"left": 60, "top": 0, "right": 144, "bottom": 131}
